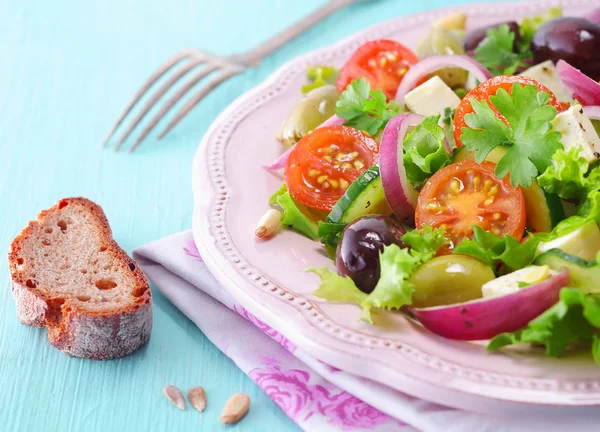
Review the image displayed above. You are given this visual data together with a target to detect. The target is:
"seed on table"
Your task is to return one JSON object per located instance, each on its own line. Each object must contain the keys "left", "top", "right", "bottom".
{"left": 255, "top": 209, "right": 282, "bottom": 238}
{"left": 163, "top": 385, "right": 186, "bottom": 410}
{"left": 221, "top": 392, "right": 251, "bottom": 424}
{"left": 187, "top": 386, "right": 207, "bottom": 413}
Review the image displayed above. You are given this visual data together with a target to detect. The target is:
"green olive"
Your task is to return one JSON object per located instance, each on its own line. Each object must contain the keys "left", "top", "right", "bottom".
{"left": 416, "top": 27, "right": 468, "bottom": 89}
{"left": 278, "top": 85, "right": 340, "bottom": 148}
{"left": 409, "top": 255, "right": 495, "bottom": 308}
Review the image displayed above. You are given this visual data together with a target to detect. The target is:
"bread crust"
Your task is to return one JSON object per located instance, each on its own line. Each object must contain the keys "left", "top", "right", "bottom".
{"left": 8, "top": 197, "right": 152, "bottom": 360}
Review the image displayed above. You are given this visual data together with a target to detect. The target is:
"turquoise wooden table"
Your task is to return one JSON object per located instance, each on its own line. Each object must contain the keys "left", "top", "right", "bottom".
{"left": 0, "top": 0, "right": 506, "bottom": 429}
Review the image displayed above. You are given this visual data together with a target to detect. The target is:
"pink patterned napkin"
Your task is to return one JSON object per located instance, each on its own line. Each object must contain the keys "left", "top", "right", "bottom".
{"left": 134, "top": 231, "right": 599, "bottom": 432}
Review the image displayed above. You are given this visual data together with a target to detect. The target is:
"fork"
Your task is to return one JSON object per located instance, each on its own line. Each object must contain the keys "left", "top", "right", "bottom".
{"left": 103, "top": 0, "right": 363, "bottom": 153}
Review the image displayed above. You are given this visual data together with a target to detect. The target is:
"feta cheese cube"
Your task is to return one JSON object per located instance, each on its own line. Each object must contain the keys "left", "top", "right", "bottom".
{"left": 520, "top": 60, "right": 574, "bottom": 103}
{"left": 481, "top": 266, "right": 557, "bottom": 298}
{"left": 551, "top": 105, "right": 600, "bottom": 163}
{"left": 404, "top": 76, "right": 461, "bottom": 124}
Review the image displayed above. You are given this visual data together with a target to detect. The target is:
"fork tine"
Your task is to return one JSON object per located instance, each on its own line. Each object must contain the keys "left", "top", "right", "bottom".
{"left": 156, "top": 68, "right": 243, "bottom": 141}
{"left": 128, "top": 63, "right": 220, "bottom": 153}
{"left": 102, "top": 50, "right": 196, "bottom": 148}
{"left": 112, "top": 57, "right": 207, "bottom": 151}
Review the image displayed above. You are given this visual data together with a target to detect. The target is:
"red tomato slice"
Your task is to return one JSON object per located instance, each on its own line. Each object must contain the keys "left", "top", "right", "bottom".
{"left": 336, "top": 40, "right": 420, "bottom": 100}
{"left": 453, "top": 75, "right": 570, "bottom": 148}
{"left": 415, "top": 160, "right": 526, "bottom": 249}
{"left": 285, "top": 126, "right": 378, "bottom": 212}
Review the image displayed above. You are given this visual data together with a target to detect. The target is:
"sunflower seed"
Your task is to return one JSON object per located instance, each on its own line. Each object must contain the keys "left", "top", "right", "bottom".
{"left": 163, "top": 385, "right": 186, "bottom": 410}
{"left": 187, "top": 386, "right": 207, "bottom": 413}
{"left": 220, "top": 392, "right": 250, "bottom": 424}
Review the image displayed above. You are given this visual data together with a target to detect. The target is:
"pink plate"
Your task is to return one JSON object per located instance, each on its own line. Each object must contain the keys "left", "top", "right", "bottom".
{"left": 193, "top": 0, "right": 600, "bottom": 414}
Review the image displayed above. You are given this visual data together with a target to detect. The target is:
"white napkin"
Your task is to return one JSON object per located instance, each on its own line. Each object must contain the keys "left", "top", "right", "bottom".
{"left": 134, "top": 231, "right": 599, "bottom": 432}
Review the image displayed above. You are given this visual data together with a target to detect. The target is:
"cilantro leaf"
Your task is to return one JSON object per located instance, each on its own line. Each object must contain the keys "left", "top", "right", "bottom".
{"left": 474, "top": 24, "right": 530, "bottom": 76}
{"left": 403, "top": 115, "right": 452, "bottom": 188}
{"left": 453, "top": 226, "right": 540, "bottom": 271}
{"left": 518, "top": 7, "right": 562, "bottom": 52}
{"left": 301, "top": 65, "right": 338, "bottom": 94}
{"left": 317, "top": 220, "right": 347, "bottom": 247}
{"left": 488, "top": 287, "right": 600, "bottom": 365}
{"left": 460, "top": 83, "right": 562, "bottom": 187}
{"left": 336, "top": 78, "right": 403, "bottom": 136}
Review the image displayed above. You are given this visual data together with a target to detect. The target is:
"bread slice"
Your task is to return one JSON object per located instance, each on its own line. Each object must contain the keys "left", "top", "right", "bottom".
{"left": 8, "top": 197, "right": 152, "bottom": 360}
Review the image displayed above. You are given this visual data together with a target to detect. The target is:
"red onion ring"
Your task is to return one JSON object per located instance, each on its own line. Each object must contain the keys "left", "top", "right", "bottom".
{"left": 264, "top": 114, "right": 345, "bottom": 171}
{"left": 379, "top": 113, "right": 424, "bottom": 222}
{"left": 410, "top": 270, "right": 569, "bottom": 341}
{"left": 556, "top": 60, "right": 600, "bottom": 106}
{"left": 395, "top": 55, "right": 493, "bottom": 105}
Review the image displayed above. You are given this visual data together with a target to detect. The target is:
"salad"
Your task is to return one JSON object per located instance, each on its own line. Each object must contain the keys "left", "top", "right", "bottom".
{"left": 258, "top": 7, "right": 600, "bottom": 364}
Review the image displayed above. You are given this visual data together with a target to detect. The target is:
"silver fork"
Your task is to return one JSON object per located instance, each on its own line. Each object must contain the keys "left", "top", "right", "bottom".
{"left": 103, "top": 0, "right": 362, "bottom": 153}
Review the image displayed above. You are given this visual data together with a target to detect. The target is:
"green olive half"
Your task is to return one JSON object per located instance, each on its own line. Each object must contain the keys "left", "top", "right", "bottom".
{"left": 409, "top": 255, "right": 495, "bottom": 308}
{"left": 278, "top": 85, "right": 340, "bottom": 148}
{"left": 416, "top": 27, "right": 468, "bottom": 89}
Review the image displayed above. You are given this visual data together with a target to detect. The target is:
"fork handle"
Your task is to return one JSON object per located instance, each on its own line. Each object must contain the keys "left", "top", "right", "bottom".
{"left": 237, "top": 0, "right": 363, "bottom": 66}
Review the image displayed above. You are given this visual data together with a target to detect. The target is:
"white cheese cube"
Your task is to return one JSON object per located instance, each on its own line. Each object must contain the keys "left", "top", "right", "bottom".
{"left": 551, "top": 105, "right": 600, "bottom": 163}
{"left": 537, "top": 221, "right": 600, "bottom": 262}
{"left": 520, "top": 60, "right": 574, "bottom": 103}
{"left": 481, "top": 266, "right": 557, "bottom": 298}
{"left": 404, "top": 76, "right": 461, "bottom": 124}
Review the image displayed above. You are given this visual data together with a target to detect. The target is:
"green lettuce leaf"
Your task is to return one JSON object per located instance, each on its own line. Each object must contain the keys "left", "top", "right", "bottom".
{"left": 538, "top": 148, "right": 590, "bottom": 200}
{"left": 269, "top": 183, "right": 288, "bottom": 205}
{"left": 336, "top": 78, "right": 402, "bottom": 136}
{"left": 453, "top": 226, "right": 540, "bottom": 271}
{"left": 275, "top": 190, "right": 322, "bottom": 240}
{"left": 360, "top": 244, "right": 420, "bottom": 322}
{"left": 317, "top": 221, "right": 348, "bottom": 247}
{"left": 460, "top": 83, "right": 562, "bottom": 187}
{"left": 403, "top": 115, "right": 452, "bottom": 188}
{"left": 307, "top": 266, "right": 367, "bottom": 304}
{"left": 402, "top": 225, "right": 449, "bottom": 260}
{"left": 301, "top": 66, "right": 338, "bottom": 94}
{"left": 518, "top": 7, "right": 562, "bottom": 52}
{"left": 488, "top": 287, "right": 600, "bottom": 364}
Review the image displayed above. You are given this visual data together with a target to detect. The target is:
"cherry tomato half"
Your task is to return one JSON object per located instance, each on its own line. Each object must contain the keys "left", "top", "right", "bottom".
{"left": 415, "top": 160, "right": 526, "bottom": 249}
{"left": 285, "top": 126, "right": 379, "bottom": 212}
{"left": 453, "top": 75, "right": 570, "bottom": 148}
{"left": 336, "top": 39, "right": 420, "bottom": 100}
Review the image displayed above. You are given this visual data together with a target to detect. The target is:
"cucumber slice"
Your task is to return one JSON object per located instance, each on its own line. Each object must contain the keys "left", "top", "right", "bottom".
{"left": 451, "top": 147, "right": 564, "bottom": 232}
{"left": 534, "top": 249, "right": 600, "bottom": 294}
{"left": 327, "top": 165, "right": 392, "bottom": 224}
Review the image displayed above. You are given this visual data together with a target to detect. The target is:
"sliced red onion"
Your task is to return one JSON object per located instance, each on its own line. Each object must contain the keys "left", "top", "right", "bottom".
{"left": 264, "top": 115, "right": 345, "bottom": 171}
{"left": 395, "top": 55, "right": 493, "bottom": 105}
{"left": 556, "top": 60, "right": 600, "bottom": 106}
{"left": 587, "top": 7, "right": 600, "bottom": 24}
{"left": 584, "top": 105, "right": 600, "bottom": 121}
{"left": 379, "top": 114, "right": 423, "bottom": 222}
{"left": 410, "top": 270, "right": 569, "bottom": 341}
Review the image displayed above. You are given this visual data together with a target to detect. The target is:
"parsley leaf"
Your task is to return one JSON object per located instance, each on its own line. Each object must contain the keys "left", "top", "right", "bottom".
{"left": 317, "top": 220, "right": 347, "bottom": 247}
{"left": 301, "top": 65, "right": 338, "bottom": 94}
{"left": 488, "top": 287, "right": 600, "bottom": 364}
{"left": 403, "top": 115, "right": 452, "bottom": 188}
{"left": 336, "top": 78, "right": 403, "bottom": 136}
{"left": 460, "top": 83, "right": 562, "bottom": 187}
{"left": 453, "top": 226, "right": 540, "bottom": 271}
{"left": 474, "top": 24, "right": 531, "bottom": 76}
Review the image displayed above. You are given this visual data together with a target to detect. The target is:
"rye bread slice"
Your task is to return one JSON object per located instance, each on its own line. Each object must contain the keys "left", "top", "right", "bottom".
{"left": 8, "top": 197, "right": 152, "bottom": 360}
